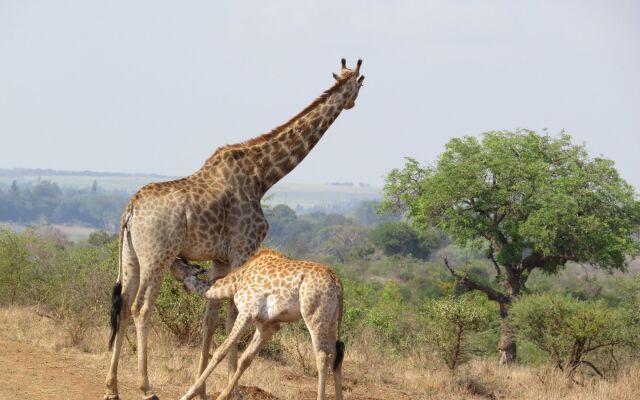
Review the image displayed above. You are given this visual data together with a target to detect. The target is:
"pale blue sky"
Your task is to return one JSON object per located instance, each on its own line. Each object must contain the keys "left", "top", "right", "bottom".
{"left": 1, "top": 1, "right": 638, "bottom": 188}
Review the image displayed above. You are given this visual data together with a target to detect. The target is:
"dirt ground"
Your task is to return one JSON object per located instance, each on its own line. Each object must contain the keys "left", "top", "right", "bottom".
{"left": 0, "top": 335, "right": 292, "bottom": 400}
{"left": 8, "top": 305, "right": 639, "bottom": 400}
{"left": 0, "top": 306, "right": 419, "bottom": 400}
{"left": 0, "top": 333, "right": 384, "bottom": 400}
{"left": 0, "top": 336, "right": 117, "bottom": 399}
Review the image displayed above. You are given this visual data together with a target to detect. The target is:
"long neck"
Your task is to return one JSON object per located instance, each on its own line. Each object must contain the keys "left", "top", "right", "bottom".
{"left": 251, "top": 81, "right": 354, "bottom": 192}
{"left": 199, "top": 273, "right": 240, "bottom": 300}
{"left": 198, "top": 78, "right": 356, "bottom": 195}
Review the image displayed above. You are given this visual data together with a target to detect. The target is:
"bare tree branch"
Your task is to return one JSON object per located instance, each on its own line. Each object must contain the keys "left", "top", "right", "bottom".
{"left": 586, "top": 341, "right": 622, "bottom": 353}
{"left": 443, "top": 257, "right": 510, "bottom": 304}
{"left": 487, "top": 250, "right": 502, "bottom": 278}
{"left": 581, "top": 360, "right": 605, "bottom": 379}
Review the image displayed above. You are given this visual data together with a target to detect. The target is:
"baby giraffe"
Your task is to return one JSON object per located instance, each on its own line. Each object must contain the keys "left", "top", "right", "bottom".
{"left": 175, "top": 249, "right": 344, "bottom": 400}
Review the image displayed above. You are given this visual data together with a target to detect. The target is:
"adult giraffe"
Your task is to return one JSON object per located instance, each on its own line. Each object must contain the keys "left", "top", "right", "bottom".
{"left": 104, "top": 59, "right": 365, "bottom": 400}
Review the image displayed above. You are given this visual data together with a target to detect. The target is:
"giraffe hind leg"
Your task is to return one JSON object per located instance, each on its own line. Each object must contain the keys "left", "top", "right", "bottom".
{"left": 105, "top": 246, "right": 139, "bottom": 399}
{"left": 130, "top": 253, "right": 177, "bottom": 400}
{"left": 303, "top": 296, "right": 341, "bottom": 400}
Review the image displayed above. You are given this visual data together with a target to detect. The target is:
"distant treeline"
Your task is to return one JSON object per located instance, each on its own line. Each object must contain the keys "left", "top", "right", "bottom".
{"left": 0, "top": 180, "right": 127, "bottom": 230}
{"left": 0, "top": 180, "right": 443, "bottom": 265}
{"left": 0, "top": 168, "right": 170, "bottom": 178}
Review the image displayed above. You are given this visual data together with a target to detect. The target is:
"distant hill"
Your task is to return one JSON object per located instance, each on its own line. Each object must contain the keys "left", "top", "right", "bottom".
{"left": 0, "top": 168, "right": 381, "bottom": 212}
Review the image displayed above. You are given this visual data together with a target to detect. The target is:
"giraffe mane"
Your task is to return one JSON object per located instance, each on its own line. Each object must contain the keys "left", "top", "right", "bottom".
{"left": 252, "top": 248, "right": 285, "bottom": 259}
{"left": 202, "top": 74, "right": 354, "bottom": 167}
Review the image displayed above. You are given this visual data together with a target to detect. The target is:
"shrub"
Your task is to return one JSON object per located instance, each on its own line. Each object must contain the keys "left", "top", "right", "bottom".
{"left": 0, "top": 228, "right": 118, "bottom": 345}
{"left": 155, "top": 274, "right": 208, "bottom": 345}
{"left": 0, "top": 228, "right": 38, "bottom": 304}
{"left": 510, "top": 293, "right": 636, "bottom": 378}
{"left": 422, "top": 294, "right": 490, "bottom": 370}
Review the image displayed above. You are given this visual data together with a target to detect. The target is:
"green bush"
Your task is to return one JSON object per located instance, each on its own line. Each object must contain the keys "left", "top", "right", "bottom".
{"left": 155, "top": 273, "right": 208, "bottom": 346}
{"left": 0, "top": 228, "right": 39, "bottom": 304}
{"left": 421, "top": 294, "right": 491, "bottom": 370}
{"left": 510, "top": 293, "right": 637, "bottom": 378}
{"left": 339, "top": 277, "right": 419, "bottom": 354}
{"left": 0, "top": 228, "right": 118, "bottom": 344}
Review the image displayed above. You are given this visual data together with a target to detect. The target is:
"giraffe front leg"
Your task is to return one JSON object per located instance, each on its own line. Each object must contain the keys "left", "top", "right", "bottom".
{"left": 132, "top": 280, "right": 163, "bottom": 400}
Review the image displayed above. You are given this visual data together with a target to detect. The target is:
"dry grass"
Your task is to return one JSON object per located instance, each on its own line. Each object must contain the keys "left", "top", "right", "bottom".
{"left": 1, "top": 305, "right": 639, "bottom": 400}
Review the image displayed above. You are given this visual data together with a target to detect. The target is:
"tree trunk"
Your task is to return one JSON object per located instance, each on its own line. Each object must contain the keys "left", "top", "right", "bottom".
{"left": 498, "top": 303, "right": 516, "bottom": 364}
{"left": 443, "top": 257, "right": 523, "bottom": 364}
{"left": 498, "top": 266, "right": 522, "bottom": 364}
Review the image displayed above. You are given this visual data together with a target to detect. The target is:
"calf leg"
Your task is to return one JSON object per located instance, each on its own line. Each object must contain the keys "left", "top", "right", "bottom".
{"left": 216, "top": 323, "right": 280, "bottom": 400}
{"left": 226, "top": 301, "right": 241, "bottom": 400}
{"left": 179, "top": 313, "right": 253, "bottom": 400}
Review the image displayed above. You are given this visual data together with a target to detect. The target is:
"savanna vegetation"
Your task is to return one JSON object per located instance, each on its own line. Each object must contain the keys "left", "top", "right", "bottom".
{"left": 1, "top": 130, "right": 639, "bottom": 399}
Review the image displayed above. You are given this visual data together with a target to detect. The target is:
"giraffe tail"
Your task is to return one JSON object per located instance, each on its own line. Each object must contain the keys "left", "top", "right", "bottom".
{"left": 108, "top": 204, "right": 132, "bottom": 350}
{"left": 333, "top": 282, "right": 345, "bottom": 371}
{"left": 108, "top": 282, "right": 123, "bottom": 351}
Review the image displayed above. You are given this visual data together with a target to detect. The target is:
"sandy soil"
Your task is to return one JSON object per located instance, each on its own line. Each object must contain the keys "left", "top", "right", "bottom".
{"left": 0, "top": 336, "right": 119, "bottom": 399}
{"left": 0, "top": 336, "right": 282, "bottom": 400}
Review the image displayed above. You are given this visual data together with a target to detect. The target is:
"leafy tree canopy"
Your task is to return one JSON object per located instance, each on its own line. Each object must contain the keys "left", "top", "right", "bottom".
{"left": 383, "top": 130, "right": 640, "bottom": 274}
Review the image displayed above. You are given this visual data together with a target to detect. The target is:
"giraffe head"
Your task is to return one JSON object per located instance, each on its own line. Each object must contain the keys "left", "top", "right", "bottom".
{"left": 332, "top": 58, "right": 365, "bottom": 110}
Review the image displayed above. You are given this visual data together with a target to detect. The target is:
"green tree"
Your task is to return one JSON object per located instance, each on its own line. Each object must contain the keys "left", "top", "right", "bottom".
{"left": 321, "top": 224, "right": 372, "bottom": 263}
{"left": 9, "top": 180, "right": 19, "bottom": 196}
{"left": 352, "top": 200, "right": 396, "bottom": 225}
{"left": 32, "top": 180, "right": 61, "bottom": 198}
{"left": 369, "top": 220, "right": 439, "bottom": 259}
{"left": 382, "top": 130, "right": 640, "bottom": 363}
{"left": 87, "top": 230, "right": 115, "bottom": 246}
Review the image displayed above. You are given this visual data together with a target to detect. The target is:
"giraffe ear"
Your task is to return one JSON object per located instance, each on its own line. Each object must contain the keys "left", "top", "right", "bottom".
{"left": 357, "top": 75, "right": 365, "bottom": 84}
{"left": 332, "top": 72, "right": 340, "bottom": 81}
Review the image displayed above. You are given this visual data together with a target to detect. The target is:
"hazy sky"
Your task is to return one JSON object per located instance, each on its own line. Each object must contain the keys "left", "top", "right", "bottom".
{"left": 1, "top": 1, "right": 638, "bottom": 188}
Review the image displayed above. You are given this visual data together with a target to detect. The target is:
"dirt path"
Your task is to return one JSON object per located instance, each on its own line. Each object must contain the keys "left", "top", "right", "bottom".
{"left": 0, "top": 336, "right": 136, "bottom": 399}
{"left": 0, "top": 337, "right": 281, "bottom": 400}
